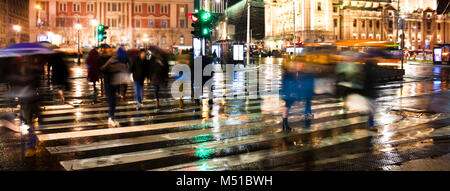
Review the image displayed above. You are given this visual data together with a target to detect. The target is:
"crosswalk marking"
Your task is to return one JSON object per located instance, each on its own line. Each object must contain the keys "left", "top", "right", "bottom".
{"left": 36, "top": 102, "right": 348, "bottom": 142}
{"left": 59, "top": 115, "right": 369, "bottom": 171}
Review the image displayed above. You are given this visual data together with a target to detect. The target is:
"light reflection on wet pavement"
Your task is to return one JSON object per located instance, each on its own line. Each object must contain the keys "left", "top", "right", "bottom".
{"left": 0, "top": 58, "right": 449, "bottom": 171}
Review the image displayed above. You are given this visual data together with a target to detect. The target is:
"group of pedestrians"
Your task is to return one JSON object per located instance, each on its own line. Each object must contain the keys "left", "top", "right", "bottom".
{"left": 0, "top": 46, "right": 70, "bottom": 157}
{"left": 280, "top": 51, "right": 380, "bottom": 132}
{"left": 86, "top": 46, "right": 169, "bottom": 127}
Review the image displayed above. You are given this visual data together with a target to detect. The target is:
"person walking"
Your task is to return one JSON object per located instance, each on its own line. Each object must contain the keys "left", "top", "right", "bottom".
{"left": 148, "top": 53, "right": 169, "bottom": 108}
{"left": 362, "top": 59, "right": 378, "bottom": 129}
{"left": 100, "top": 46, "right": 131, "bottom": 127}
{"left": 86, "top": 47, "right": 101, "bottom": 98}
{"left": 280, "top": 62, "right": 315, "bottom": 131}
{"left": 47, "top": 52, "right": 70, "bottom": 103}
{"left": 130, "top": 50, "right": 149, "bottom": 109}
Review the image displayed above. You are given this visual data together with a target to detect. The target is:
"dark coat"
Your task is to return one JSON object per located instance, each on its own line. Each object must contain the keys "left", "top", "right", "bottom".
{"left": 48, "top": 53, "right": 70, "bottom": 90}
{"left": 130, "top": 57, "right": 149, "bottom": 82}
{"left": 148, "top": 55, "right": 169, "bottom": 86}
{"left": 362, "top": 61, "right": 378, "bottom": 99}
{"left": 86, "top": 49, "right": 101, "bottom": 82}
{"left": 281, "top": 70, "right": 315, "bottom": 101}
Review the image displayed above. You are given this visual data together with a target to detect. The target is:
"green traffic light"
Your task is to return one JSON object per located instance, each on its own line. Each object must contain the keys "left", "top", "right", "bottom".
{"left": 98, "top": 25, "right": 104, "bottom": 31}
{"left": 98, "top": 34, "right": 103, "bottom": 40}
{"left": 202, "top": 28, "right": 210, "bottom": 35}
{"left": 200, "top": 11, "right": 211, "bottom": 22}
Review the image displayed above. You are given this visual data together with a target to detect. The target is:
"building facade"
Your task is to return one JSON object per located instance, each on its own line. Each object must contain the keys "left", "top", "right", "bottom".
{"left": 29, "top": 0, "right": 194, "bottom": 50}
{"left": 265, "top": 0, "right": 448, "bottom": 52}
{"left": 0, "top": 0, "right": 30, "bottom": 48}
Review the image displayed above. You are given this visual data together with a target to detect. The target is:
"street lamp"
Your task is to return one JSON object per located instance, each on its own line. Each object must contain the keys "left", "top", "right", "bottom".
{"left": 75, "top": 23, "right": 82, "bottom": 65}
{"left": 90, "top": 19, "right": 99, "bottom": 47}
{"left": 12, "top": 25, "right": 21, "bottom": 43}
{"left": 35, "top": 4, "right": 42, "bottom": 42}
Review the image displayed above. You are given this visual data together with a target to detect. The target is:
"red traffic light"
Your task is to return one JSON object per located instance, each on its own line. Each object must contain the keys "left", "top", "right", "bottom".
{"left": 188, "top": 13, "right": 198, "bottom": 23}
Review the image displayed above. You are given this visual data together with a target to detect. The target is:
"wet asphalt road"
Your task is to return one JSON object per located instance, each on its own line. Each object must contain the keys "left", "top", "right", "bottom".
{"left": 0, "top": 58, "right": 449, "bottom": 171}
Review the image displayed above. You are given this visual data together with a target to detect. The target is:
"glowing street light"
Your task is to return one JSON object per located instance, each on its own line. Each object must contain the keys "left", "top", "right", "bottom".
{"left": 13, "top": 25, "right": 21, "bottom": 43}
{"left": 90, "top": 19, "right": 99, "bottom": 26}
{"left": 75, "top": 23, "right": 82, "bottom": 65}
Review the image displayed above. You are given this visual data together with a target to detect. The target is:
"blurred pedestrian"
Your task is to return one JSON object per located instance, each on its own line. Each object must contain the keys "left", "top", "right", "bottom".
{"left": 130, "top": 50, "right": 149, "bottom": 109}
{"left": 148, "top": 53, "right": 169, "bottom": 108}
{"left": 100, "top": 46, "right": 131, "bottom": 127}
{"left": 6, "top": 55, "right": 45, "bottom": 157}
{"left": 280, "top": 61, "right": 315, "bottom": 131}
{"left": 47, "top": 52, "right": 70, "bottom": 103}
{"left": 86, "top": 47, "right": 101, "bottom": 97}
{"left": 362, "top": 59, "right": 378, "bottom": 128}
{"left": 98, "top": 48, "right": 114, "bottom": 96}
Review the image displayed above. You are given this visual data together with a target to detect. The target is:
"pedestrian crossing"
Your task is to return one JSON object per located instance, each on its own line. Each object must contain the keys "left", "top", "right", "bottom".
{"left": 2, "top": 63, "right": 449, "bottom": 171}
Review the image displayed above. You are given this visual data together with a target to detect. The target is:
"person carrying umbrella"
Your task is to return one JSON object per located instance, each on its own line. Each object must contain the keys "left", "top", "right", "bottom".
{"left": 86, "top": 47, "right": 101, "bottom": 99}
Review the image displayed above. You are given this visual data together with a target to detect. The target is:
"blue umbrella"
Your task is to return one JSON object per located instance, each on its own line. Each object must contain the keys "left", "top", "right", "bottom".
{"left": 0, "top": 42, "right": 55, "bottom": 58}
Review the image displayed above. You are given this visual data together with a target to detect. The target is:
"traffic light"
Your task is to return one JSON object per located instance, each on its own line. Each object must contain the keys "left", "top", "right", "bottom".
{"left": 189, "top": 12, "right": 201, "bottom": 38}
{"left": 97, "top": 25, "right": 109, "bottom": 41}
{"left": 189, "top": 10, "right": 218, "bottom": 39}
{"left": 199, "top": 10, "right": 212, "bottom": 39}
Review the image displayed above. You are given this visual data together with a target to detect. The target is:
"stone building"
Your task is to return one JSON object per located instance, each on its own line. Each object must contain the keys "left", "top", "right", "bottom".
{"left": 28, "top": 0, "right": 194, "bottom": 50}
{"left": 265, "top": 0, "right": 447, "bottom": 52}
{"left": 0, "top": 0, "right": 30, "bottom": 48}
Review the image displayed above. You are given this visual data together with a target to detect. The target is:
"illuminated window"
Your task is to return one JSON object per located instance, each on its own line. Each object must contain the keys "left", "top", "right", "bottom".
{"left": 149, "top": 19, "right": 154, "bottom": 28}
{"left": 136, "top": 20, "right": 140, "bottom": 28}
{"left": 135, "top": 4, "right": 142, "bottom": 13}
{"left": 73, "top": 3, "right": 80, "bottom": 12}
{"left": 87, "top": 3, "right": 94, "bottom": 12}
{"left": 59, "top": 3, "right": 67, "bottom": 12}
{"left": 148, "top": 4, "right": 155, "bottom": 13}
{"left": 180, "top": 37, "right": 184, "bottom": 45}
{"left": 180, "top": 19, "right": 185, "bottom": 28}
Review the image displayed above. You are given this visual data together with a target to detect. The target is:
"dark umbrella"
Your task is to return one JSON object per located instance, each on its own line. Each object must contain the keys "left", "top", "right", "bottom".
{"left": 99, "top": 43, "right": 111, "bottom": 49}
{"left": 0, "top": 42, "right": 55, "bottom": 58}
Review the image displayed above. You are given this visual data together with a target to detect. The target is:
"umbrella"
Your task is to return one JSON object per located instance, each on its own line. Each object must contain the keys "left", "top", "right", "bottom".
{"left": 0, "top": 42, "right": 55, "bottom": 58}
{"left": 99, "top": 43, "right": 111, "bottom": 49}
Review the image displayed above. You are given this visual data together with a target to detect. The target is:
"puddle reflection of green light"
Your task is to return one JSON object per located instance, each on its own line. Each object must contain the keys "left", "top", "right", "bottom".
{"left": 191, "top": 134, "right": 214, "bottom": 143}
{"left": 196, "top": 162, "right": 211, "bottom": 171}
{"left": 190, "top": 124, "right": 211, "bottom": 130}
{"left": 194, "top": 145, "right": 216, "bottom": 159}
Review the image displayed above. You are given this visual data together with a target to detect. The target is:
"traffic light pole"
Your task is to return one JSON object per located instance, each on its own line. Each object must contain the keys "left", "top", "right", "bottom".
{"left": 246, "top": 0, "right": 251, "bottom": 65}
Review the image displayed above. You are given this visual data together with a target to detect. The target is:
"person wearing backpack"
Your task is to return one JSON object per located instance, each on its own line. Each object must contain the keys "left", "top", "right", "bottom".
{"left": 100, "top": 46, "right": 130, "bottom": 127}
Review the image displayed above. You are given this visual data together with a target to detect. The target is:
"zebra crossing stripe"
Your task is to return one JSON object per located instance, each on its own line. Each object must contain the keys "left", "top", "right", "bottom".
{"left": 37, "top": 102, "right": 348, "bottom": 142}
{"left": 58, "top": 115, "right": 369, "bottom": 171}
{"left": 45, "top": 108, "right": 360, "bottom": 155}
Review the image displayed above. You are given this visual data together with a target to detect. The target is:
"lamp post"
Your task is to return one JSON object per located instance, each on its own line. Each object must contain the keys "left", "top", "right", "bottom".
{"left": 12, "top": 25, "right": 21, "bottom": 44}
{"left": 75, "top": 23, "right": 82, "bottom": 65}
{"left": 246, "top": 0, "right": 251, "bottom": 65}
{"left": 90, "top": 19, "right": 99, "bottom": 47}
{"left": 35, "top": 4, "right": 42, "bottom": 42}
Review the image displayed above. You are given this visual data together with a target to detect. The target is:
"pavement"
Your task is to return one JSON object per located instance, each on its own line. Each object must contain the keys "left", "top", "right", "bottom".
{"left": 0, "top": 58, "right": 449, "bottom": 171}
